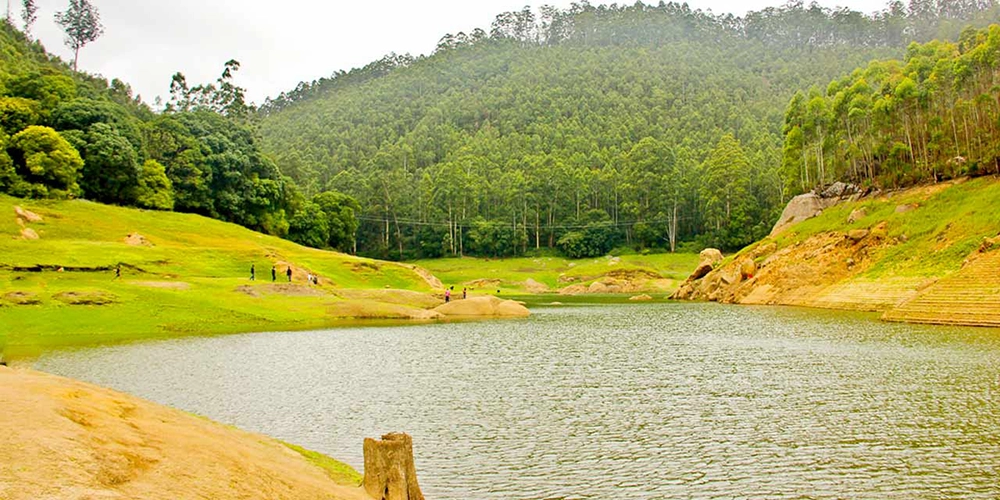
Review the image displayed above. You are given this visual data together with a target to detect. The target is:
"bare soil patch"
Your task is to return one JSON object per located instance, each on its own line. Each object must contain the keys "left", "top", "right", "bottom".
{"left": 53, "top": 291, "right": 118, "bottom": 306}
{"left": 236, "top": 284, "right": 330, "bottom": 298}
{"left": 0, "top": 367, "right": 371, "bottom": 500}
{"left": 129, "top": 281, "right": 191, "bottom": 291}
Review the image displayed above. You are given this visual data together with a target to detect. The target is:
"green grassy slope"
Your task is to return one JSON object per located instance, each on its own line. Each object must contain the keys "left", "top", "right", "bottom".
{"left": 412, "top": 253, "right": 699, "bottom": 294}
{"left": 684, "top": 177, "right": 1000, "bottom": 326}
{"left": 0, "top": 195, "right": 437, "bottom": 357}
{"left": 772, "top": 177, "right": 1000, "bottom": 280}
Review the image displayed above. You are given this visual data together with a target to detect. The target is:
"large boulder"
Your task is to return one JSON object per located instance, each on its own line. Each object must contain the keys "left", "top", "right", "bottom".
{"left": 770, "top": 193, "right": 841, "bottom": 236}
{"left": 689, "top": 248, "right": 724, "bottom": 281}
{"left": 433, "top": 296, "right": 530, "bottom": 318}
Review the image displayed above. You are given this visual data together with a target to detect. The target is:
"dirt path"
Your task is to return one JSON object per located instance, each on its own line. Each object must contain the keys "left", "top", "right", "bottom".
{"left": 0, "top": 367, "right": 372, "bottom": 500}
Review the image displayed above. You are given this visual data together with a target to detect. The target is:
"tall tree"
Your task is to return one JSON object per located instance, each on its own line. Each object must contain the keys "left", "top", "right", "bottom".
{"left": 54, "top": 0, "right": 104, "bottom": 71}
{"left": 20, "top": 0, "right": 37, "bottom": 40}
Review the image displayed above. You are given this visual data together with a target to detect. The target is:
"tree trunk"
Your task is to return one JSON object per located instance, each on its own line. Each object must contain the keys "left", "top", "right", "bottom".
{"left": 363, "top": 433, "right": 425, "bottom": 500}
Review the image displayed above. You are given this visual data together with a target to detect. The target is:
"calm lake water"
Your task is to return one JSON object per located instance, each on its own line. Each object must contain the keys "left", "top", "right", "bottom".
{"left": 34, "top": 303, "right": 1000, "bottom": 499}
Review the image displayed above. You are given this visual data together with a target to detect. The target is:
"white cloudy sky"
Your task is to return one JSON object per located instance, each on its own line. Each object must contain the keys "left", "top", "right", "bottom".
{"left": 20, "top": 0, "right": 889, "bottom": 105}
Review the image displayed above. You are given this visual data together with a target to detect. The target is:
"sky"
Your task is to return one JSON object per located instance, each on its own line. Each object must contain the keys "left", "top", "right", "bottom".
{"left": 18, "top": 0, "right": 890, "bottom": 106}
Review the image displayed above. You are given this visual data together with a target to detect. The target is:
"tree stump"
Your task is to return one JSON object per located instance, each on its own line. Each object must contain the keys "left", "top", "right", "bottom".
{"left": 362, "top": 432, "right": 424, "bottom": 500}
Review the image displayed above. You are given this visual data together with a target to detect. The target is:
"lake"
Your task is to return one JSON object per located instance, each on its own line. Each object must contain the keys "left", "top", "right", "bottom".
{"left": 33, "top": 302, "right": 1000, "bottom": 499}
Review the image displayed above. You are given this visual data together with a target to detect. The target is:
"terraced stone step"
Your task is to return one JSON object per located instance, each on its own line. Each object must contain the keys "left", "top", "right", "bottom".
{"left": 883, "top": 252, "right": 1000, "bottom": 328}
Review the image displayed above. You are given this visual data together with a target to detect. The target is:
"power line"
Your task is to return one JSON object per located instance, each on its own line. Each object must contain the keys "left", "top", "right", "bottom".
{"left": 356, "top": 214, "right": 696, "bottom": 231}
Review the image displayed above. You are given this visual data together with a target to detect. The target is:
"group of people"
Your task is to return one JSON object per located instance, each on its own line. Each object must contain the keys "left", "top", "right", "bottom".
{"left": 444, "top": 286, "right": 468, "bottom": 303}
{"left": 250, "top": 264, "right": 315, "bottom": 284}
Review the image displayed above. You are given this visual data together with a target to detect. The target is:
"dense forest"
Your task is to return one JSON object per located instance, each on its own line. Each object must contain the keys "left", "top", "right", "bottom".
{"left": 0, "top": 13, "right": 359, "bottom": 251}
{"left": 5, "top": 1, "right": 1000, "bottom": 260}
{"left": 783, "top": 23, "right": 1000, "bottom": 189}
{"left": 260, "top": 0, "right": 1000, "bottom": 259}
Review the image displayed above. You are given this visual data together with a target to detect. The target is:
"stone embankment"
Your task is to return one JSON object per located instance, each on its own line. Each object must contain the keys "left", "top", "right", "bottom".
{"left": 883, "top": 246, "right": 1000, "bottom": 327}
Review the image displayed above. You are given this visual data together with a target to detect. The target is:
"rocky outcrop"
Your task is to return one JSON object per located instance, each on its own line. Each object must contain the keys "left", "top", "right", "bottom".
{"left": 433, "top": 296, "right": 530, "bottom": 317}
{"left": 558, "top": 269, "right": 672, "bottom": 295}
{"left": 770, "top": 183, "right": 860, "bottom": 236}
{"left": 125, "top": 233, "right": 154, "bottom": 247}
{"left": 689, "top": 248, "right": 723, "bottom": 281}
{"left": 14, "top": 206, "right": 42, "bottom": 223}
{"left": 629, "top": 294, "right": 653, "bottom": 301}
{"left": 362, "top": 433, "right": 424, "bottom": 500}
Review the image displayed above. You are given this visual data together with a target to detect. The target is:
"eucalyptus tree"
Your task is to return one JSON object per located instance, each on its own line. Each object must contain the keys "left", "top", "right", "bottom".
{"left": 20, "top": 0, "right": 37, "bottom": 40}
{"left": 54, "top": 0, "right": 104, "bottom": 71}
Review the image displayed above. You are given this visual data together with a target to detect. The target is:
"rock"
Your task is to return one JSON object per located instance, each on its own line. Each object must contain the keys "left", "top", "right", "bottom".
{"left": 979, "top": 236, "right": 1000, "bottom": 253}
{"left": 847, "top": 208, "right": 867, "bottom": 224}
{"left": 524, "top": 278, "right": 549, "bottom": 294}
{"left": 687, "top": 248, "right": 724, "bottom": 281}
{"left": 699, "top": 248, "right": 724, "bottom": 266}
{"left": 848, "top": 229, "right": 870, "bottom": 242}
{"left": 558, "top": 284, "right": 588, "bottom": 295}
{"left": 750, "top": 243, "right": 777, "bottom": 259}
{"left": 821, "top": 182, "right": 859, "bottom": 198}
{"left": 689, "top": 262, "right": 713, "bottom": 281}
{"left": 770, "top": 193, "right": 842, "bottom": 236}
{"left": 739, "top": 258, "right": 757, "bottom": 280}
{"left": 588, "top": 281, "right": 617, "bottom": 294}
{"left": 432, "top": 296, "right": 530, "bottom": 317}
{"left": 895, "top": 204, "right": 918, "bottom": 214}
{"left": 671, "top": 282, "right": 695, "bottom": 300}
{"left": 14, "top": 206, "right": 42, "bottom": 222}
{"left": 124, "top": 233, "right": 153, "bottom": 247}
{"left": 719, "top": 268, "right": 741, "bottom": 286}
{"left": 363, "top": 433, "right": 425, "bottom": 500}
{"left": 20, "top": 228, "right": 39, "bottom": 240}
{"left": 629, "top": 294, "right": 654, "bottom": 301}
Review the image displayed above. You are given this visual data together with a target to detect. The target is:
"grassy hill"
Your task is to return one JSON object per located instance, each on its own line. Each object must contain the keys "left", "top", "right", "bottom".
{"left": 412, "top": 253, "right": 698, "bottom": 296}
{"left": 0, "top": 195, "right": 441, "bottom": 358}
{"left": 675, "top": 177, "right": 1000, "bottom": 327}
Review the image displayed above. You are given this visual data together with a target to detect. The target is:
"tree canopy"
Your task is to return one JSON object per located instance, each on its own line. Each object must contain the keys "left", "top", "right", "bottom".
{"left": 261, "top": 1, "right": 1000, "bottom": 257}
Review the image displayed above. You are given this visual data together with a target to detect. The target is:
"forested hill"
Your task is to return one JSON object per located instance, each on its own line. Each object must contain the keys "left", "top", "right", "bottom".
{"left": 782, "top": 23, "right": 1000, "bottom": 191}
{"left": 0, "top": 22, "right": 302, "bottom": 241}
{"left": 259, "top": 1, "right": 1000, "bottom": 260}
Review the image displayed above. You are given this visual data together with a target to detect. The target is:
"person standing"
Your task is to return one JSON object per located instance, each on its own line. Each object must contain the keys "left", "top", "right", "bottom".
{"left": 286, "top": 266, "right": 293, "bottom": 282}
{"left": 463, "top": 287, "right": 467, "bottom": 299}
{"left": 114, "top": 264, "right": 121, "bottom": 280}
{"left": 445, "top": 288, "right": 451, "bottom": 303}
{"left": 250, "top": 264, "right": 255, "bottom": 281}
{"left": 271, "top": 266, "right": 277, "bottom": 282}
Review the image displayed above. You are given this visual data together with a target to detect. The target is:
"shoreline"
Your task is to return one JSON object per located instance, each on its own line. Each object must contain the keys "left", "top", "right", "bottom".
{"left": 0, "top": 365, "right": 373, "bottom": 500}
